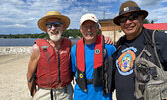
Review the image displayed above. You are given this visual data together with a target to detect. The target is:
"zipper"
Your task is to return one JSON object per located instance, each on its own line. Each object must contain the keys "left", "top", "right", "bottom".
{"left": 57, "top": 50, "right": 61, "bottom": 83}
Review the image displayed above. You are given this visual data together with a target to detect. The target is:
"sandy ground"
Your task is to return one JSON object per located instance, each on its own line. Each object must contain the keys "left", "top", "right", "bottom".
{"left": 0, "top": 54, "right": 32, "bottom": 100}
{"left": 0, "top": 54, "right": 116, "bottom": 100}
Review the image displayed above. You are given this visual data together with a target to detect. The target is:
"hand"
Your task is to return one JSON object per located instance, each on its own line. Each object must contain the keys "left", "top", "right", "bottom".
{"left": 32, "top": 89, "right": 36, "bottom": 97}
{"left": 104, "top": 36, "right": 114, "bottom": 45}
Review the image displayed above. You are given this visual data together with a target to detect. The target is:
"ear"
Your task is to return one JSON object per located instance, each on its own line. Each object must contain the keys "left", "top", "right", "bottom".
{"left": 63, "top": 25, "right": 66, "bottom": 31}
{"left": 80, "top": 26, "right": 83, "bottom": 33}
{"left": 97, "top": 24, "right": 99, "bottom": 32}
{"left": 140, "top": 15, "right": 145, "bottom": 20}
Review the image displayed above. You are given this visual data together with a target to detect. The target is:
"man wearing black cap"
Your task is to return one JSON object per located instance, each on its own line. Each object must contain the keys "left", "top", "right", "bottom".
{"left": 104, "top": 1, "right": 167, "bottom": 100}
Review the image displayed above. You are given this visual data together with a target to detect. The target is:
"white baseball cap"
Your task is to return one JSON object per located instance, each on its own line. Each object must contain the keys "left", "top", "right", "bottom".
{"left": 80, "top": 13, "right": 98, "bottom": 26}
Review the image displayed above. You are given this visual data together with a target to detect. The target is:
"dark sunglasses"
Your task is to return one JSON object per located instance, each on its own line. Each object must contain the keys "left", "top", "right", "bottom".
{"left": 45, "top": 21, "right": 62, "bottom": 29}
{"left": 119, "top": 13, "right": 140, "bottom": 23}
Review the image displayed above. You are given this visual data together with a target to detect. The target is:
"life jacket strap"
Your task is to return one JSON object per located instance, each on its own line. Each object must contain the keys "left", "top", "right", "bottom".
{"left": 76, "top": 79, "right": 93, "bottom": 85}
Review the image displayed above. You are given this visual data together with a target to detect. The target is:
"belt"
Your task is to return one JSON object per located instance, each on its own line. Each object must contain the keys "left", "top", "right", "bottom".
{"left": 38, "top": 84, "right": 63, "bottom": 90}
{"left": 38, "top": 86, "right": 63, "bottom": 90}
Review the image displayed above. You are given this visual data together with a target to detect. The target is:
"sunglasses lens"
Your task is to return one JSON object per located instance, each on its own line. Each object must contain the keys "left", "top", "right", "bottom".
{"left": 53, "top": 22, "right": 61, "bottom": 27}
{"left": 119, "top": 16, "right": 127, "bottom": 23}
{"left": 119, "top": 13, "right": 140, "bottom": 23}
{"left": 129, "top": 14, "right": 139, "bottom": 21}
{"left": 46, "top": 24, "right": 52, "bottom": 28}
{"left": 46, "top": 22, "right": 62, "bottom": 28}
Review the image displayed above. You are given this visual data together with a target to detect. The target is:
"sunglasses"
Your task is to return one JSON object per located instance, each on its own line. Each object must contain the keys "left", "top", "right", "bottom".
{"left": 45, "top": 21, "right": 62, "bottom": 29}
{"left": 119, "top": 13, "right": 140, "bottom": 23}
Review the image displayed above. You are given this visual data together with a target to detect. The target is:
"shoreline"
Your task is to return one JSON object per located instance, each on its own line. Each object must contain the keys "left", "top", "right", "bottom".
{"left": 0, "top": 46, "right": 32, "bottom": 55}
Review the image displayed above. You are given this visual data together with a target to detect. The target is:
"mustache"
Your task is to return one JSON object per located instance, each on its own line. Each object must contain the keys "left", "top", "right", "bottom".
{"left": 50, "top": 29, "right": 60, "bottom": 34}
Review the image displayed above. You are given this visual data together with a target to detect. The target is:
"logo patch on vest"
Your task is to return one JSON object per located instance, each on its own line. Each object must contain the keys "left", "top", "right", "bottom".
{"left": 79, "top": 73, "right": 84, "bottom": 78}
{"left": 116, "top": 47, "right": 137, "bottom": 75}
{"left": 41, "top": 46, "right": 49, "bottom": 51}
{"left": 95, "top": 49, "right": 100, "bottom": 54}
{"left": 60, "top": 50, "right": 67, "bottom": 54}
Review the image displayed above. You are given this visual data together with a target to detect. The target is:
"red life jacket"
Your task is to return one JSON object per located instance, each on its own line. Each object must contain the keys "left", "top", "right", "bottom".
{"left": 76, "top": 35, "right": 105, "bottom": 90}
{"left": 35, "top": 38, "right": 72, "bottom": 88}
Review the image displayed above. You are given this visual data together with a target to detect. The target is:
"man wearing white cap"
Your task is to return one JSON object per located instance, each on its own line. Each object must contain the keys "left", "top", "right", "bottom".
{"left": 71, "top": 13, "right": 116, "bottom": 100}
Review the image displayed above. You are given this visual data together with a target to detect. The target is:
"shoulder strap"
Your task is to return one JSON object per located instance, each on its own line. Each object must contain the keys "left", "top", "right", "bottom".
{"left": 152, "top": 30, "right": 163, "bottom": 69}
{"left": 142, "top": 29, "right": 153, "bottom": 46}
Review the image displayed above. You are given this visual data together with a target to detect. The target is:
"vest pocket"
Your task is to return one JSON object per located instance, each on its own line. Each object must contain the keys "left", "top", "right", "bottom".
{"left": 135, "top": 60, "right": 151, "bottom": 83}
{"left": 144, "top": 80, "right": 167, "bottom": 100}
{"left": 135, "top": 66, "right": 150, "bottom": 83}
{"left": 160, "top": 80, "right": 167, "bottom": 99}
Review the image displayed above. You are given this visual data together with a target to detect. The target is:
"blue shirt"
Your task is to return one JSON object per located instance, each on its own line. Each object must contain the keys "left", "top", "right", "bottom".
{"left": 71, "top": 42, "right": 116, "bottom": 100}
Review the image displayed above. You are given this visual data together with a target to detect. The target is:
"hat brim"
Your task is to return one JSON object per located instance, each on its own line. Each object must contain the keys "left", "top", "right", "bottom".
{"left": 113, "top": 10, "right": 148, "bottom": 26}
{"left": 38, "top": 15, "right": 70, "bottom": 32}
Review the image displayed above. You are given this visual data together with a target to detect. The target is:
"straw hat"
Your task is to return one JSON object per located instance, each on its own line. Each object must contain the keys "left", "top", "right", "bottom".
{"left": 38, "top": 11, "right": 70, "bottom": 32}
{"left": 113, "top": 1, "right": 148, "bottom": 25}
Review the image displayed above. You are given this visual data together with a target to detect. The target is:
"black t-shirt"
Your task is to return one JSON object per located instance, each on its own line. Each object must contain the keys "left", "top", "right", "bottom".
{"left": 155, "top": 31, "right": 167, "bottom": 71}
{"left": 114, "top": 29, "right": 167, "bottom": 100}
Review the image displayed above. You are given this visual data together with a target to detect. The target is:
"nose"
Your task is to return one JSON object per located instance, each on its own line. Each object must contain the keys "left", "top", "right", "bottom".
{"left": 125, "top": 19, "right": 132, "bottom": 24}
{"left": 87, "top": 28, "right": 92, "bottom": 31}
{"left": 87, "top": 26, "right": 93, "bottom": 31}
{"left": 51, "top": 25, "right": 57, "bottom": 30}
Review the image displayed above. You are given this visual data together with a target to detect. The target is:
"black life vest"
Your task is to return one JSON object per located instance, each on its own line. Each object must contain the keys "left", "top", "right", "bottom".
{"left": 76, "top": 35, "right": 105, "bottom": 91}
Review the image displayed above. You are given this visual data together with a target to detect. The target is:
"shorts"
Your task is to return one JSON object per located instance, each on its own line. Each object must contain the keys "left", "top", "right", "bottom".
{"left": 33, "top": 83, "right": 73, "bottom": 100}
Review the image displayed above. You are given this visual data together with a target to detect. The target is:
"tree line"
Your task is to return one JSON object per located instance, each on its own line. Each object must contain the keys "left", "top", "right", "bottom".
{"left": 0, "top": 19, "right": 153, "bottom": 39}
{"left": 0, "top": 29, "right": 82, "bottom": 39}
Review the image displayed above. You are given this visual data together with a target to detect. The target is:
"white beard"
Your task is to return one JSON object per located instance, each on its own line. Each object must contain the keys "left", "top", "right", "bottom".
{"left": 49, "top": 31, "right": 62, "bottom": 42}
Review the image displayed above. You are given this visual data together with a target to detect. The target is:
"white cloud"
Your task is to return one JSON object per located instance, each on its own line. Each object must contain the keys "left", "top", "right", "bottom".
{"left": 3, "top": 24, "right": 27, "bottom": 28}
{"left": 135, "top": 0, "right": 160, "bottom": 6}
{"left": 0, "top": 0, "right": 167, "bottom": 34}
{"left": 98, "top": 0, "right": 116, "bottom": 2}
{"left": 147, "top": 7, "right": 167, "bottom": 23}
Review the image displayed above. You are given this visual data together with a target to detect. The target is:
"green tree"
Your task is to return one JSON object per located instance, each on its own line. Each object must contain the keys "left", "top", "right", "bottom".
{"left": 143, "top": 19, "right": 149, "bottom": 24}
{"left": 151, "top": 20, "right": 154, "bottom": 23}
{"left": 0, "top": 29, "right": 82, "bottom": 38}
{"left": 63, "top": 29, "right": 81, "bottom": 38}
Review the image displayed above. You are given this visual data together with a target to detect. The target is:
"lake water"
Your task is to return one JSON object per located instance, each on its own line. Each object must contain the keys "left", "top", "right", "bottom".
{"left": 0, "top": 38, "right": 78, "bottom": 47}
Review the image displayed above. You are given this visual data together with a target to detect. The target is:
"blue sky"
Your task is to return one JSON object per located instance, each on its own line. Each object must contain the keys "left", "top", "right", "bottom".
{"left": 0, "top": 0, "right": 167, "bottom": 34}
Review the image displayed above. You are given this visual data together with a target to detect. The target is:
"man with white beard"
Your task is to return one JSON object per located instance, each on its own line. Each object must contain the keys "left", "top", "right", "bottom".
{"left": 26, "top": 11, "right": 73, "bottom": 100}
